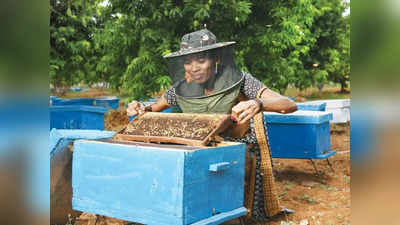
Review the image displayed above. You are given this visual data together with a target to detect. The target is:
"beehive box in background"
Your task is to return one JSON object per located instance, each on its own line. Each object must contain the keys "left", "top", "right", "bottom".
{"left": 50, "top": 129, "right": 115, "bottom": 225}
{"left": 308, "top": 99, "right": 350, "bottom": 123}
{"left": 52, "top": 97, "right": 95, "bottom": 106}
{"left": 50, "top": 96, "right": 59, "bottom": 106}
{"left": 296, "top": 102, "right": 326, "bottom": 111}
{"left": 69, "top": 87, "right": 82, "bottom": 92}
{"left": 72, "top": 139, "right": 247, "bottom": 225}
{"left": 95, "top": 96, "right": 120, "bottom": 110}
{"left": 264, "top": 111, "right": 335, "bottom": 159}
{"left": 50, "top": 106, "right": 107, "bottom": 130}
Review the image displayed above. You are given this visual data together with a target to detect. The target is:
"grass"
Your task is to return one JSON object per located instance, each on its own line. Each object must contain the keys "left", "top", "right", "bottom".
{"left": 343, "top": 175, "right": 351, "bottom": 184}
{"left": 284, "top": 184, "right": 293, "bottom": 191}
{"left": 298, "top": 194, "right": 317, "bottom": 204}
{"left": 284, "top": 83, "right": 350, "bottom": 101}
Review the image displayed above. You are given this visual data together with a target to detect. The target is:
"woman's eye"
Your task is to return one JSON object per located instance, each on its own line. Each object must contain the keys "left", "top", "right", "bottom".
{"left": 198, "top": 58, "right": 205, "bottom": 63}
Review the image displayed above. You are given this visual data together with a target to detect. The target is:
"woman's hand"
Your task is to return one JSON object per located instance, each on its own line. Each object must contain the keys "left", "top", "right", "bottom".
{"left": 231, "top": 99, "right": 262, "bottom": 124}
{"left": 126, "top": 101, "right": 145, "bottom": 117}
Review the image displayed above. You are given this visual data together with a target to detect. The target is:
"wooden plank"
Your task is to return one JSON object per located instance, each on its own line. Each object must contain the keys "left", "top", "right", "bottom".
{"left": 114, "top": 133, "right": 208, "bottom": 147}
{"left": 190, "top": 207, "right": 247, "bottom": 225}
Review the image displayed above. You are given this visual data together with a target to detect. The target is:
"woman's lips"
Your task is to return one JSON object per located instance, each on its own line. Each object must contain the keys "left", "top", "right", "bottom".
{"left": 191, "top": 74, "right": 203, "bottom": 80}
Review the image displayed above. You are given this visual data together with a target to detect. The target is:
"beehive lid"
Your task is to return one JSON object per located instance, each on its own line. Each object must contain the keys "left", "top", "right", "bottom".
{"left": 308, "top": 99, "right": 350, "bottom": 108}
{"left": 50, "top": 105, "right": 107, "bottom": 114}
{"left": 95, "top": 96, "right": 119, "bottom": 100}
{"left": 115, "top": 112, "right": 232, "bottom": 146}
{"left": 264, "top": 111, "right": 333, "bottom": 124}
{"left": 296, "top": 102, "right": 327, "bottom": 111}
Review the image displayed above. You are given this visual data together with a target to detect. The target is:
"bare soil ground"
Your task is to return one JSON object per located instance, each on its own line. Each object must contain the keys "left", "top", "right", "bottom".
{"left": 266, "top": 124, "right": 350, "bottom": 225}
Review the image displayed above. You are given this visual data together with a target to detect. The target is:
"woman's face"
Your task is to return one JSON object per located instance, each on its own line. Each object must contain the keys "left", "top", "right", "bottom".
{"left": 183, "top": 53, "right": 214, "bottom": 84}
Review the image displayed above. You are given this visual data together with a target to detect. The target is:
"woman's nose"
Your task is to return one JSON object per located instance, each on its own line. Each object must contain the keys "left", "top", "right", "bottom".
{"left": 191, "top": 61, "right": 200, "bottom": 72}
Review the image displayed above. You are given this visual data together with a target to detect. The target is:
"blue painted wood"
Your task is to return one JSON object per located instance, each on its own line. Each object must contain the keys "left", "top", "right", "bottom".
{"left": 264, "top": 111, "right": 335, "bottom": 159}
{"left": 50, "top": 96, "right": 59, "bottom": 106}
{"left": 50, "top": 129, "right": 115, "bottom": 224}
{"left": 264, "top": 111, "right": 332, "bottom": 124}
{"left": 50, "top": 106, "right": 107, "bottom": 130}
{"left": 209, "top": 162, "right": 230, "bottom": 172}
{"left": 296, "top": 102, "right": 326, "bottom": 111}
{"left": 49, "top": 129, "right": 115, "bottom": 155}
{"left": 183, "top": 144, "right": 245, "bottom": 224}
{"left": 72, "top": 140, "right": 246, "bottom": 225}
{"left": 190, "top": 207, "right": 247, "bottom": 225}
{"left": 70, "top": 87, "right": 82, "bottom": 92}
{"left": 95, "top": 97, "right": 120, "bottom": 110}
{"left": 52, "top": 98, "right": 95, "bottom": 106}
{"left": 312, "top": 151, "right": 336, "bottom": 159}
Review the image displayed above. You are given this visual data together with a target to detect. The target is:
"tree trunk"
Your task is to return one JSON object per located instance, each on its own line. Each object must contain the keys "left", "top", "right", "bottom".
{"left": 317, "top": 83, "right": 324, "bottom": 96}
{"left": 340, "top": 81, "right": 347, "bottom": 93}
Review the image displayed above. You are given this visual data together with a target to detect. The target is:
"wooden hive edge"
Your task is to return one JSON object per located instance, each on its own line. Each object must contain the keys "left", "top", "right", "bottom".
{"left": 114, "top": 133, "right": 208, "bottom": 147}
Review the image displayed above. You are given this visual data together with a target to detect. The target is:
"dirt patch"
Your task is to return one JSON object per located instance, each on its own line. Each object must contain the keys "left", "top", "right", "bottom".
{"left": 52, "top": 88, "right": 112, "bottom": 99}
{"left": 74, "top": 213, "right": 130, "bottom": 225}
{"left": 264, "top": 124, "right": 351, "bottom": 225}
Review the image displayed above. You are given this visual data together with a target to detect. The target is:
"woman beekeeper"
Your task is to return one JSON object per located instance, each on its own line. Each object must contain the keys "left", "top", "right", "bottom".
{"left": 127, "top": 29, "right": 296, "bottom": 222}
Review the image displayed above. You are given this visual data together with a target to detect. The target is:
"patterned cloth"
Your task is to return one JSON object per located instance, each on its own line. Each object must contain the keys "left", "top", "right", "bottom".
{"left": 222, "top": 119, "right": 273, "bottom": 222}
{"left": 164, "top": 71, "right": 272, "bottom": 222}
{"left": 164, "top": 71, "right": 265, "bottom": 106}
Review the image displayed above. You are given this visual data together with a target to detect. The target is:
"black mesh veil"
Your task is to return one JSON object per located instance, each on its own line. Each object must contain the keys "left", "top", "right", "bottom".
{"left": 165, "top": 45, "right": 244, "bottom": 98}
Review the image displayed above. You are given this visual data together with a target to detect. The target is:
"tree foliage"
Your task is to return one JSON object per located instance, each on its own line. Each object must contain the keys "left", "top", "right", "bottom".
{"left": 50, "top": 0, "right": 350, "bottom": 99}
{"left": 50, "top": 0, "right": 102, "bottom": 89}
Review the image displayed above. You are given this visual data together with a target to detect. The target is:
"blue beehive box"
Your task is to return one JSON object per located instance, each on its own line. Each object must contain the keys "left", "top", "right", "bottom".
{"left": 50, "top": 96, "right": 59, "bottom": 106}
{"left": 52, "top": 98, "right": 95, "bottom": 106}
{"left": 264, "top": 111, "right": 335, "bottom": 159}
{"left": 69, "top": 87, "right": 82, "bottom": 92}
{"left": 72, "top": 140, "right": 247, "bottom": 225}
{"left": 50, "top": 105, "right": 107, "bottom": 130}
{"left": 296, "top": 102, "right": 326, "bottom": 111}
{"left": 95, "top": 96, "right": 120, "bottom": 110}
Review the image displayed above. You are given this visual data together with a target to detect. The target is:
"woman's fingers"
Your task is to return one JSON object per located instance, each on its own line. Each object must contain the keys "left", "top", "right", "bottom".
{"left": 240, "top": 111, "right": 255, "bottom": 124}
{"left": 232, "top": 100, "right": 261, "bottom": 124}
{"left": 128, "top": 101, "right": 140, "bottom": 109}
{"left": 126, "top": 101, "right": 144, "bottom": 116}
{"left": 231, "top": 102, "right": 248, "bottom": 121}
{"left": 237, "top": 108, "right": 256, "bottom": 123}
{"left": 127, "top": 109, "right": 138, "bottom": 116}
{"left": 126, "top": 106, "right": 139, "bottom": 116}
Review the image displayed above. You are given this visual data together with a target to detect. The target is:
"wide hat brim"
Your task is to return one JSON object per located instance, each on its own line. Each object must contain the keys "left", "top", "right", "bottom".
{"left": 163, "top": 41, "right": 236, "bottom": 58}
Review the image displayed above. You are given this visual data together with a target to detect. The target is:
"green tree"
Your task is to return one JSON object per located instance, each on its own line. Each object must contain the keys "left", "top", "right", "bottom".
{"left": 50, "top": 0, "right": 101, "bottom": 92}
{"left": 50, "top": 0, "right": 350, "bottom": 99}
{"left": 306, "top": 0, "right": 350, "bottom": 93}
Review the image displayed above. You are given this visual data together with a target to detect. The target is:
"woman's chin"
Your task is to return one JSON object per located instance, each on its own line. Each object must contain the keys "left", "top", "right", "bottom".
{"left": 193, "top": 79, "right": 207, "bottom": 84}
{"left": 194, "top": 80, "right": 206, "bottom": 84}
